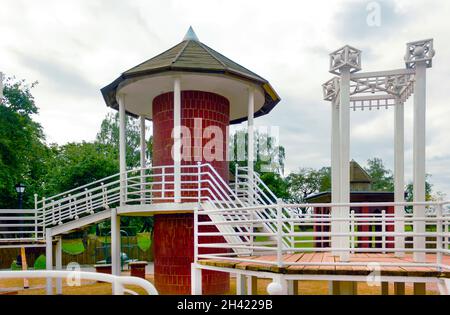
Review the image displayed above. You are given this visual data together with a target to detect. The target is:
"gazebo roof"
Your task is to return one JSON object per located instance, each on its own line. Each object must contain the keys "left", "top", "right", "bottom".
{"left": 101, "top": 27, "right": 280, "bottom": 124}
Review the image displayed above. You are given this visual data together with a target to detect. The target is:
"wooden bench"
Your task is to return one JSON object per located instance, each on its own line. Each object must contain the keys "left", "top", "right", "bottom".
{"left": 129, "top": 261, "right": 148, "bottom": 279}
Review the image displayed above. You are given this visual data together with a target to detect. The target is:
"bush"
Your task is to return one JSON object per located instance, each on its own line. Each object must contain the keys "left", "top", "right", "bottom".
{"left": 33, "top": 254, "right": 46, "bottom": 270}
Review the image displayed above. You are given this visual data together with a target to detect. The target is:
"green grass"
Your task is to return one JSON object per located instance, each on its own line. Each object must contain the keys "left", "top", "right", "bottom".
{"left": 62, "top": 239, "right": 85, "bottom": 255}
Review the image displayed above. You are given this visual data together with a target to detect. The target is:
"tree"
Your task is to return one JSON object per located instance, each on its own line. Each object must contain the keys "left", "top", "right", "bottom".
{"left": 285, "top": 167, "right": 330, "bottom": 203}
{"left": 0, "top": 76, "right": 51, "bottom": 208}
{"left": 364, "top": 158, "right": 394, "bottom": 192}
{"left": 229, "top": 130, "right": 286, "bottom": 175}
{"left": 43, "top": 142, "right": 119, "bottom": 194}
{"left": 96, "top": 113, "right": 151, "bottom": 168}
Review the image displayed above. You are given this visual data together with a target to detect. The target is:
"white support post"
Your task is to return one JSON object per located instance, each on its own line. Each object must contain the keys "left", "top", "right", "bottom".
{"left": 45, "top": 228, "right": 53, "bottom": 295}
{"left": 191, "top": 264, "right": 202, "bottom": 295}
{"left": 331, "top": 96, "right": 341, "bottom": 256}
{"left": 436, "top": 204, "right": 443, "bottom": 268}
{"left": 111, "top": 208, "right": 121, "bottom": 277}
{"left": 118, "top": 94, "right": 127, "bottom": 206}
{"left": 140, "top": 115, "right": 146, "bottom": 205}
{"left": 247, "top": 87, "right": 255, "bottom": 205}
{"left": 413, "top": 61, "right": 427, "bottom": 263}
{"left": 236, "top": 274, "right": 247, "bottom": 295}
{"left": 276, "top": 199, "right": 283, "bottom": 267}
{"left": 55, "top": 236, "right": 62, "bottom": 295}
{"left": 339, "top": 66, "right": 351, "bottom": 262}
{"left": 394, "top": 98, "right": 405, "bottom": 257}
{"left": 173, "top": 77, "right": 182, "bottom": 203}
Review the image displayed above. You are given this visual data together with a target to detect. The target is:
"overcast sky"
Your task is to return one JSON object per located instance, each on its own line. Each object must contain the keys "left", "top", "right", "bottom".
{"left": 1, "top": 0, "right": 450, "bottom": 197}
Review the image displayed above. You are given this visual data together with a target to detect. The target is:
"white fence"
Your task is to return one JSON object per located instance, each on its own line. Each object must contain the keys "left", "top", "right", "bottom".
{"left": 194, "top": 201, "right": 450, "bottom": 269}
{"left": 0, "top": 209, "right": 44, "bottom": 242}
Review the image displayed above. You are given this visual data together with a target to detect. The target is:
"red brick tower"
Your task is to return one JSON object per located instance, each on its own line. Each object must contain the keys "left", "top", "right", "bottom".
{"left": 101, "top": 27, "right": 280, "bottom": 294}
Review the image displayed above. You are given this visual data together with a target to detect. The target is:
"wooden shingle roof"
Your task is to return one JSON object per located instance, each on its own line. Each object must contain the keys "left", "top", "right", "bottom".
{"left": 101, "top": 27, "right": 280, "bottom": 124}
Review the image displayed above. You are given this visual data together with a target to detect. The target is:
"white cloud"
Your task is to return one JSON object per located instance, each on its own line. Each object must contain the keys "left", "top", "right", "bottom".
{"left": 1, "top": 0, "right": 450, "bottom": 197}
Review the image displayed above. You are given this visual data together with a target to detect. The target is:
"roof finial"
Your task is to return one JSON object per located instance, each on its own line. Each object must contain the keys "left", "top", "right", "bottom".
{"left": 183, "top": 26, "right": 199, "bottom": 42}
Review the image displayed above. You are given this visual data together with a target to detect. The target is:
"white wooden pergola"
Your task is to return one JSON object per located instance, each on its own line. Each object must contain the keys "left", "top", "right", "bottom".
{"left": 323, "top": 39, "right": 436, "bottom": 262}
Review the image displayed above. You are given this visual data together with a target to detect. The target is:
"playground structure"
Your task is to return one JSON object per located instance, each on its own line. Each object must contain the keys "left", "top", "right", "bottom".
{"left": 0, "top": 30, "right": 449, "bottom": 295}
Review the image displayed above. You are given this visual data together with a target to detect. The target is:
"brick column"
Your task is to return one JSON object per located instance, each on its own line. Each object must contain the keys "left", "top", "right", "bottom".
{"left": 152, "top": 91, "right": 231, "bottom": 294}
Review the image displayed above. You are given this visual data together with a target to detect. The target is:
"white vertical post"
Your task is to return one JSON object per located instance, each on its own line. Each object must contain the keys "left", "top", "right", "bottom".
{"left": 276, "top": 199, "right": 283, "bottom": 267}
{"left": 173, "top": 77, "right": 182, "bottom": 203}
{"left": 436, "top": 204, "right": 443, "bottom": 268}
{"left": 55, "top": 236, "right": 62, "bottom": 294}
{"left": 34, "top": 194, "right": 38, "bottom": 241}
{"left": 247, "top": 87, "right": 255, "bottom": 204}
{"left": 413, "top": 61, "right": 427, "bottom": 263}
{"left": 236, "top": 274, "right": 247, "bottom": 295}
{"left": 331, "top": 96, "right": 341, "bottom": 256}
{"left": 45, "top": 228, "right": 53, "bottom": 295}
{"left": 350, "top": 210, "right": 355, "bottom": 254}
{"left": 111, "top": 208, "right": 121, "bottom": 276}
{"left": 191, "top": 264, "right": 202, "bottom": 295}
{"left": 394, "top": 98, "right": 405, "bottom": 257}
{"left": 118, "top": 94, "right": 127, "bottom": 206}
{"left": 140, "top": 115, "right": 146, "bottom": 205}
{"left": 339, "top": 66, "right": 351, "bottom": 262}
{"left": 381, "top": 210, "right": 386, "bottom": 254}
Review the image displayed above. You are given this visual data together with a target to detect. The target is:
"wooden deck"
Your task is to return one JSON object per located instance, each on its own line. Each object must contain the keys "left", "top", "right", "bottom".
{"left": 198, "top": 253, "right": 450, "bottom": 278}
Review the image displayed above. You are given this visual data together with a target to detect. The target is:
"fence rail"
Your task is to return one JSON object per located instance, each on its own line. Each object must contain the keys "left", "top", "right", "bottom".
{"left": 194, "top": 201, "right": 450, "bottom": 269}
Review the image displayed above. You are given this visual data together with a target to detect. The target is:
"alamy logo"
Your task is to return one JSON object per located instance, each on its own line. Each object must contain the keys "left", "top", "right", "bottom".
{"left": 366, "top": 1, "right": 381, "bottom": 27}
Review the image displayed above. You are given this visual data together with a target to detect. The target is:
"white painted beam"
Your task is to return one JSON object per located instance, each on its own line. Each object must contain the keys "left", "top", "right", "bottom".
{"left": 45, "top": 228, "right": 53, "bottom": 295}
{"left": 118, "top": 94, "right": 127, "bottom": 205}
{"left": 173, "top": 77, "right": 181, "bottom": 203}
{"left": 394, "top": 98, "right": 405, "bottom": 257}
{"left": 339, "top": 67, "right": 351, "bottom": 262}
{"left": 413, "top": 61, "right": 427, "bottom": 263}
{"left": 111, "top": 208, "right": 121, "bottom": 276}
{"left": 140, "top": 115, "right": 146, "bottom": 205}
{"left": 331, "top": 96, "right": 341, "bottom": 256}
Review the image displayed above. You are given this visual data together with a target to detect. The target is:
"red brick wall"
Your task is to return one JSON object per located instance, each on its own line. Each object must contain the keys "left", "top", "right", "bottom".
{"left": 152, "top": 90, "right": 231, "bottom": 295}
{"left": 153, "top": 214, "right": 230, "bottom": 295}
{"left": 152, "top": 91, "right": 230, "bottom": 202}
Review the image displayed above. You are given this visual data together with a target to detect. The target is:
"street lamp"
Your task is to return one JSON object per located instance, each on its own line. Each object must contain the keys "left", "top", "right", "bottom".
{"left": 15, "top": 183, "right": 26, "bottom": 209}
{"left": 15, "top": 183, "right": 26, "bottom": 238}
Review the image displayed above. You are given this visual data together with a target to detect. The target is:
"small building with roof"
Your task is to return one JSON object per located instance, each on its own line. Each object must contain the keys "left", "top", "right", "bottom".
{"left": 305, "top": 161, "right": 395, "bottom": 249}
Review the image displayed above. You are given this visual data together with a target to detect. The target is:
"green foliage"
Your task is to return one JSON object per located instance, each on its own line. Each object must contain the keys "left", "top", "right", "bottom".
{"left": 364, "top": 158, "right": 394, "bottom": 191}
{"left": 44, "top": 142, "right": 119, "bottom": 194}
{"left": 33, "top": 254, "right": 46, "bottom": 270}
{"left": 96, "top": 112, "right": 153, "bottom": 168}
{"left": 10, "top": 260, "right": 21, "bottom": 271}
{"left": 229, "top": 130, "right": 286, "bottom": 176}
{"left": 285, "top": 167, "right": 331, "bottom": 203}
{"left": 62, "top": 239, "right": 86, "bottom": 255}
{"left": 0, "top": 76, "right": 50, "bottom": 208}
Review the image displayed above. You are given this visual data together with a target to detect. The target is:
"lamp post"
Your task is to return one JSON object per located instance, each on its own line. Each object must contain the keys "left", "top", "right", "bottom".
{"left": 15, "top": 183, "right": 26, "bottom": 238}
{"left": 15, "top": 183, "right": 26, "bottom": 209}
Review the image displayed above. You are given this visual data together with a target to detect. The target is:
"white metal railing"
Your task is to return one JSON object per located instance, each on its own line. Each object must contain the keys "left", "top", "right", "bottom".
{"left": 0, "top": 270, "right": 158, "bottom": 295}
{"left": 233, "top": 165, "right": 295, "bottom": 247}
{"left": 0, "top": 209, "right": 44, "bottom": 242}
{"left": 194, "top": 201, "right": 450, "bottom": 270}
{"left": 26, "top": 163, "right": 255, "bottom": 246}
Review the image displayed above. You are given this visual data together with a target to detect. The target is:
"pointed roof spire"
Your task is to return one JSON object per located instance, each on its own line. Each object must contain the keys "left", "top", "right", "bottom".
{"left": 183, "top": 26, "right": 199, "bottom": 42}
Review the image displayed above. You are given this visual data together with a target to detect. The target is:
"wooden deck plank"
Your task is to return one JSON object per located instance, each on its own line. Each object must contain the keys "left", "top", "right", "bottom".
{"left": 199, "top": 252, "right": 448, "bottom": 277}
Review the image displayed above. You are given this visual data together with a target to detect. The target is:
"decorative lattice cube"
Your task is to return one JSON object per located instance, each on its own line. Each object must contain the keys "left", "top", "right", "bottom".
{"left": 329, "top": 45, "right": 362, "bottom": 75}
{"left": 405, "top": 39, "right": 435, "bottom": 69}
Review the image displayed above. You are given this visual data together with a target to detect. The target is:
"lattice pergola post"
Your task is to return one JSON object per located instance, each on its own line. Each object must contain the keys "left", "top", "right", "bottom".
{"left": 324, "top": 39, "right": 435, "bottom": 261}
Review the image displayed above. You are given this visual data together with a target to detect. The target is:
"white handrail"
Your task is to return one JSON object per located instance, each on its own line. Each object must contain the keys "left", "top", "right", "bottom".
{"left": 0, "top": 270, "right": 158, "bottom": 295}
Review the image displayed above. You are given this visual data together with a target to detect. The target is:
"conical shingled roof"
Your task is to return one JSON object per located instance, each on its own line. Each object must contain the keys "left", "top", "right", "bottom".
{"left": 101, "top": 28, "right": 280, "bottom": 124}
{"left": 123, "top": 40, "right": 268, "bottom": 84}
